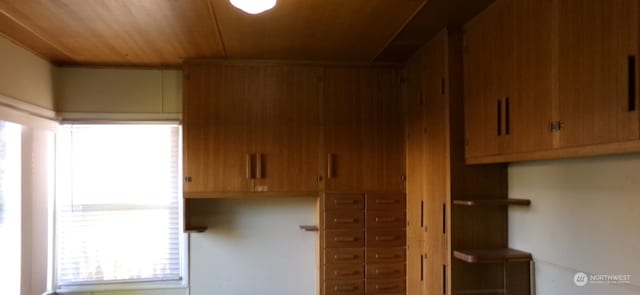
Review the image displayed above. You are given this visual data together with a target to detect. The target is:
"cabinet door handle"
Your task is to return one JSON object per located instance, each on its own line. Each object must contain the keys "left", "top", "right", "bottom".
{"left": 629, "top": 55, "right": 637, "bottom": 111}
{"left": 245, "top": 154, "right": 253, "bottom": 179}
{"left": 334, "top": 254, "right": 358, "bottom": 261}
{"left": 505, "top": 97, "right": 510, "bottom": 135}
{"left": 334, "top": 236, "right": 357, "bottom": 242}
{"left": 375, "top": 269, "right": 398, "bottom": 275}
{"left": 256, "top": 153, "right": 263, "bottom": 179}
{"left": 420, "top": 254, "right": 424, "bottom": 281}
{"left": 497, "top": 99, "right": 502, "bottom": 136}
{"left": 334, "top": 270, "right": 358, "bottom": 276}
{"left": 375, "top": 217, "right": 397, "bottom": 223}
{"left": 334, "top": 285, "right": 357, "bottom": 292}
{"left": 375, "top": 284, "right": 398, "bottom": 291}
{"left": 334, "top": 199, "right": 357, "bottom": 205}
{"left": 375, "top": 235, "right": 397, "bottom": 241}
{"left": 375, "top": 253, "right": 398, "bottom": 259}
{"left": 375, "top": 199, "right": 398, "bottom": 205}
{"left": 327, "top": 153, "right": 334, "bottom": 179}
{"left": 333, "top": 218, "right": 357, "bottom": 224}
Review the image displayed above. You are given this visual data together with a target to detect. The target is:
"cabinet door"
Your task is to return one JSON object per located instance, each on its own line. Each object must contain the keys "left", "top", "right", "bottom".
{"left": 406, "top": 239, "right": 424, "bottom": 295}
{"left": 361, "top": 68, "right": 406, "bottom": 192}
{"left": 183, "top": 64, "right": 253, "bottom": 194}
{"left": 422, "top": 32, "right": 449, "bottom": 295}
{"left": 324, "top": 67, "right": 365, "bottom": 192}
{"left": 404, "top": 53, "right": 425, "bottom": 241}
{"left": 463, "top": 0, "right": 509, "bottom": 158}
{"left": 558, "top": 0, "right": 639, "bottom": 148}
{"left": 503, "top": 0, "right": 554, "bottom": 154}
{"left": 252, "top": 65, "right": 323, "bottom": 192}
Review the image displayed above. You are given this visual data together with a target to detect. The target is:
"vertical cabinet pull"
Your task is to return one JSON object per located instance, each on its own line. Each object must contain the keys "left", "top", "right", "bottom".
{"left": 629, "top": 55, "right": 637, "bottom": 111}
{"left": 256, "top": 153, "right": 263, "bottom": 179}
{"left": 442, "top": 203, "right": 446, "bottom": 234}
{"left": 245, "top": 154, "right": 253, "bottom": 179}
{"left": 420, "top": 201, "right": 424, "bottom": 228}
{"left": 420, "top": 254, "right": 424, "bottom": 281}
{"left": 505, "top": 97, "right": 510, "bottom": 135}
{"left": 497, "top": 99, "right": 502, "bottom": 136}
{"left": 328, "top": 153, "right": 334, "bottom": 179}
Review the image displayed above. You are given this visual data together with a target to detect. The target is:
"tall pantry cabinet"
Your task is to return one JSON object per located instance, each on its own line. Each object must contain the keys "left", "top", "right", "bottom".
{"left": 404, "top": 29, "right": 515, "bottom": 294}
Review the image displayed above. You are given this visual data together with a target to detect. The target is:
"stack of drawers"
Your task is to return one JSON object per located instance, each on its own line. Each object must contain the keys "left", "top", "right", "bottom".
{"left": 323, "top": 192, "right": 407, "bottom": 295}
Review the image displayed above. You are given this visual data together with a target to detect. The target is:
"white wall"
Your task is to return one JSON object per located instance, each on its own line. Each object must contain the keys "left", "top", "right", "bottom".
{"left": 189, "top": 198, "right": 318, "bottom": 295}
{"left": 509, "top": 154, "right": 640, "bottom": 295}
{"left": 54, "top": 67, "right": 181, "bottom": 119}
{"left": 0, "top": 37, "right": 54, "bottom": 109}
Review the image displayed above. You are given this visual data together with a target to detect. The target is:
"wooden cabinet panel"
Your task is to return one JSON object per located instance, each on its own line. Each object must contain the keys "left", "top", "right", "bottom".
{"left": 404, "top": 52, "right": 426, "bottom": 242}
{"left": 464, "top": 0, "right": 554, "bottom": 158}
{"left": 558, "top": 0, "right": 640, "bottom": 148}
{"left": 326, "top": 248, "right": 366, "bottom": 265}
{"left": 406, "top": 240, "right": 423, "bottom": 295}
{"left": 183, "top": 64, "right": 254, "bottom": 193}
{"left": 325, "top": 280, "right": 365, "bottom": 295}
{"left": 324, "top": 67, "right": 405, "bottom": 192}
{"left": 463, "top": 0, "right": 507, "bottom": 158}
{"left": 326, "top": 230, "right": 366, "bottom": 248}
{"left": 503, "top": 0, "right": 554, "bottom": 154}
{"left": 252, "top": 65, "right": 324, "bottom": 192}
{"left": 325, "top": 211, "right": 365, "bottom": 229}
{"left": 326, "top": 264, "right": 365, "bottom": 280}
{"left": 325, "top": 193, "right": 365, "bottom": 211}
{"left": 367, "top": 248, "right": 406, "bottom": 264}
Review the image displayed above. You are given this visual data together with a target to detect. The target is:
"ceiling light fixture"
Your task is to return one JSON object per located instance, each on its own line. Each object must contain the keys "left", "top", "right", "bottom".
{"left": 230, "top": 0, "right": 276, "bottom": 15}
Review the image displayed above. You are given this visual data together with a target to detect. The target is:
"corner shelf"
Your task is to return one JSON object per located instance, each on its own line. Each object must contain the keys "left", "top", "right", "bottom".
{"left": 452, "top": 198, "right": 531, "bottom": 207}
{"left": 453, "top": 248, "right": 532, "bottom": 264}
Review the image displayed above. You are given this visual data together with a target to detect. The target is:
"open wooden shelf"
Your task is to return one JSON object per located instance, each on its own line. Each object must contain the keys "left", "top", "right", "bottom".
{"left": 453, "top": 248, "right": 532, "bottom": 264}
{"left": 452, "top": 199, "right": 531, "bottom": 207}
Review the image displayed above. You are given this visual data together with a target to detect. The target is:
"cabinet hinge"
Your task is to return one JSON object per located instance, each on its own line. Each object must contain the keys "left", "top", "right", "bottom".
{"left": 400, "top": 175, "right": 407, "bottom": 181}
{"left": 316, "top": 175, "right": 323, "bottom": 182}
{"left": 549, "top": 121, "right": 565, "bottom": 133}
{"left": 184, "top": 73, "right": 191, "bottom": 81}
{"left": 184, "top": 176, "right": 193, "bottom": 183}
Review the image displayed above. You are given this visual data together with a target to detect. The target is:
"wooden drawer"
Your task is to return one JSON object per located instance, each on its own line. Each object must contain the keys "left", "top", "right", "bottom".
{"left": 366, "top": 248, "right": 406, "bottom": 264}
{"left": 326, "top": 248, "right": 365, "bottom": 264}
{"left": 366, "top": 211, "right": 406, "bottom": 229}
{"left": 326, "top": 211, "right": 365, "bottom": 229}
{"left": 366, "top": 263, "right": 406, "bottom": 279}
{"left": 366, "top": 278, "right": 406, "bottom": 294}
{"left": 366, "top": 193, "right": 405, "bottom": 211}
{"left": 366, "top": 229, "right": 406, "bottom": 248}
{"left": 325, "top": 193, "right": 365, "bottom": 211}
{"left": 325, "top": 279, "right": 365, "bottom": 295}
{"left": 326, "top": 230, "right": 365, "bottom": 248}
{"left": 325, "top": 264, "right": 365, "bottom": 280}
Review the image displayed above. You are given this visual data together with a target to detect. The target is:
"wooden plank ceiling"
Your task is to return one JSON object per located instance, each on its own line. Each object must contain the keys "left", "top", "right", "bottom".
{"left": 0, "top": 0, "right": 428, "bottom": 66}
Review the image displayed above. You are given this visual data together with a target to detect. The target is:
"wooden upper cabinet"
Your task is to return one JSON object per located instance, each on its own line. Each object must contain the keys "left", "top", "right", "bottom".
{"left": 463, "top": 0, "right": 508, "bottom": 158}
{"left": 558, "top": 0, "right": 640, "bottom": 148}
{"left": 464, "top": 0, "right": 554, "bottom": 160}
{"left": 251, "top": 65, "right": 323, "bottom": 193}
{"left": 324, "top": 67, "right": 405, "bottom": 193}
{"left": 183, "top": 64, "right": 254, "bottom": 194}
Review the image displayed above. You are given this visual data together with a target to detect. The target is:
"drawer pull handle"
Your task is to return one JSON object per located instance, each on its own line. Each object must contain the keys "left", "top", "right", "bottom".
{"left": 375, "top": 199, "right": 398, "bottom": 204}
{"left": 376, "top": 269, "right": 399, "bottom": 275}
{"left": 376, "top": 235, "right": 397, "bottom": 241}
{"left": 334, "top": 254, "right": 358, "bottom": 260}
{"left": 375, "top": 254, "right": 399, "bottom": 259}
{"left": 375, "top": 217, "right": 397, "bottom": 223}
{"left": 376, "top": 284, "right": 398, "bottom": 290}
{"left": 334, "top": 270, "right": 358, "bottom": 276}
{"left": 334, "top": 199, "right": 357, "bottom": 205}
{"left": 334, "top": 237, "right": 357, "bottom": 242}
{"left": 334, "top": 285, "right": 357, "bottom": 292}
{"left": 334, "top": 218, "right": 357, "bottom": 223}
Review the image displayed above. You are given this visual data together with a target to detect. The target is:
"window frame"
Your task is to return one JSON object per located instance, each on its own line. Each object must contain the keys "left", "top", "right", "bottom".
{"left": 52, "top": 122, "right": 188, "bottom": 293}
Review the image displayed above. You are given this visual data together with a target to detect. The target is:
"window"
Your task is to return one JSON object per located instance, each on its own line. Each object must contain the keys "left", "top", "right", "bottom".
{"left": 0, "top": 121, "right": 22, "bottom": 295}
{"left": 55, "top": 124, "right": 184, "bottom": 290}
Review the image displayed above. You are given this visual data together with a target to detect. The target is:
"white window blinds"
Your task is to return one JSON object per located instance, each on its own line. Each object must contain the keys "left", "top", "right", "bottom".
{"left": 55, "top": 124, "right": 183, "bottom": 287}
{"left": 0, "top": 121, "right": 22, "bottom": 295}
